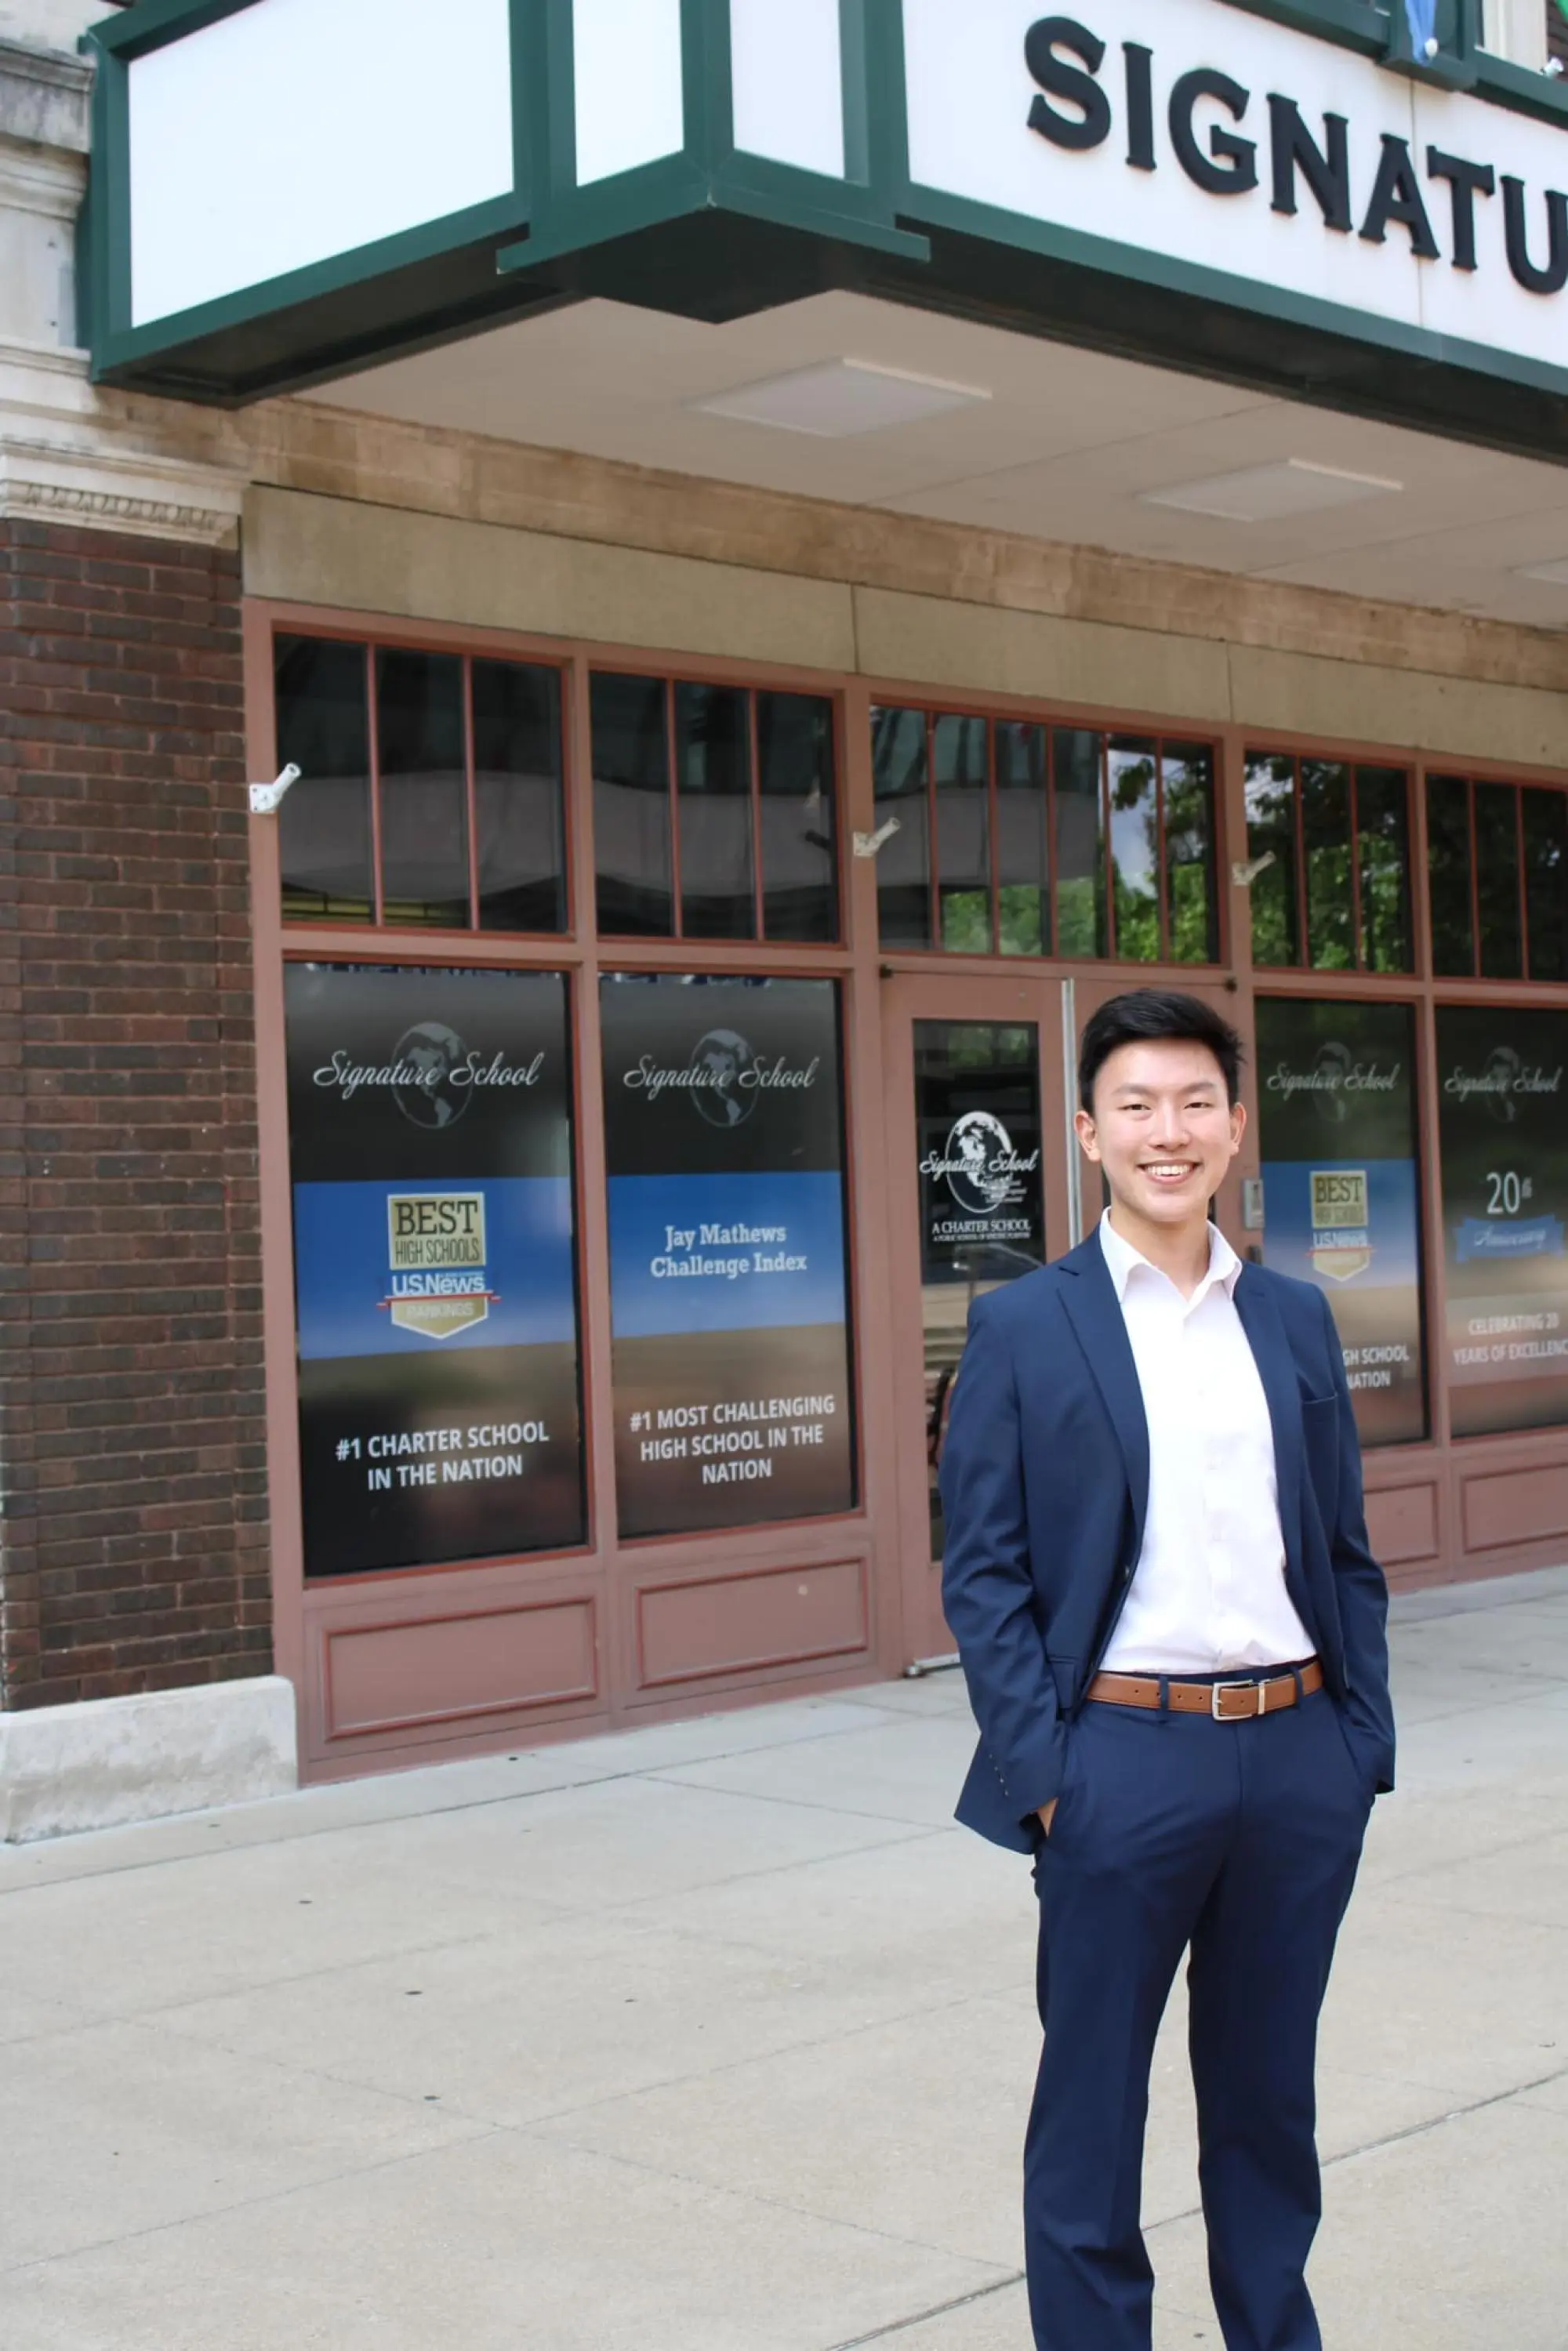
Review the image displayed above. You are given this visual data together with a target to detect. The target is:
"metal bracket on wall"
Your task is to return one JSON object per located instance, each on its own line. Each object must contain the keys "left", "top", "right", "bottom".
{"left": 853, "top": 818, "right": 902, "bottom": 859}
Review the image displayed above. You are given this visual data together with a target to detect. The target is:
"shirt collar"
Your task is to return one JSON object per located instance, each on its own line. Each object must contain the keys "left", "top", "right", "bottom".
{"left": 1098, "top": 1209, "right": 1243, "bottom": 1305}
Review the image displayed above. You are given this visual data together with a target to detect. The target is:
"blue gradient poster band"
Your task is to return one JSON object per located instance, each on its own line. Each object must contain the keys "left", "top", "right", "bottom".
{"left": 285, "top": 965, "right": 584, "bottom": 1576}
{"left": 1256, "top": 1000, "right": 1427, "bottom": 1447}
{"left": 601, "top": 976, "right": 855, "bottom": 1538}
{"left": 1437, "top": 1007, "right": 1568, "bottom": 1439}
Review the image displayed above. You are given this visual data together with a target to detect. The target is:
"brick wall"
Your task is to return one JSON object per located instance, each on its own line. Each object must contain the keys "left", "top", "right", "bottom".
{"left": 0, "top": 517, "right": 270, "bottom": 1711}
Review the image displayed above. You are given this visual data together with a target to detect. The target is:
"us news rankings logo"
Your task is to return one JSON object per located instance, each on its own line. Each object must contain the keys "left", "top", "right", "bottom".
{"left": 1310, "top": 1170, "right": 1372, "bottom": 1284}
{"left": 379, "top": 1192, "right": 499, "bottom": 1341}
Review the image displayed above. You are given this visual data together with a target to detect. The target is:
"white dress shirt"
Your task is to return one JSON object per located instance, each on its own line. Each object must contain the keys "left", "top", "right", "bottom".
{"left": 1098, "top": 1212, "right": 1314, "bottom": 1675}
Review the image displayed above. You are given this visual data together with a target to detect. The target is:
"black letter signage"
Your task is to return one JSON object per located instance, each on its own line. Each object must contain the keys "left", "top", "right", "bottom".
{"left": 1268, "top": 96, "right": 1352, "bottom": 233}
{"left": 1427, "top": 150, "right": 1496, "bottom": 273}
{"left": 1123, "top": 42, "right": 1156, "bottom": 172}
{"left": 1361, "top": 135, "right": 1441, "bottom": 257}
{"left": 1503, "top": 176, "right": 1568, "bottom": 296}
{"left": 1025, "top": 17, "right": 1111, "bottom": 152}
{"left": 1169, "top": 70, "right": 1258, "bottom": 195}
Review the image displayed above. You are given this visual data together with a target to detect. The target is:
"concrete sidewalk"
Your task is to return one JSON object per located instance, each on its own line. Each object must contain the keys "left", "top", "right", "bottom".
{"left": 2, "top": 1571, "right": 1566, "bottom": 2351}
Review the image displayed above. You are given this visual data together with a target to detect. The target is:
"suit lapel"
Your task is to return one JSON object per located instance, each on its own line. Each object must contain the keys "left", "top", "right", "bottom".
{"left": 1232, "top": 1265, "right": 1305, "bottom": 1582}
{"left": 1058, "top": 1235, "right": 1150, "bottom": 1557}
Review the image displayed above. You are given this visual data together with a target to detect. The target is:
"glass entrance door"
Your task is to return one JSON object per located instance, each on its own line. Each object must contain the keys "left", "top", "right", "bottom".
{"left": 882, "top": 968, "right": 1254, "bottom": 1667}
{"left": 882, "top": 974, "right": 1071, "bottom": 1665}
{"left": 913, "top": 1018, "right": 1047, "bottom": 1567}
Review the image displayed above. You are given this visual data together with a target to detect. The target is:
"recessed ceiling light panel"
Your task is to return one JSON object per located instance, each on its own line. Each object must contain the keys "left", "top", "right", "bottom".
{"left": 1141, "top": 459, "right": 1404, "bottom": 523}
{"left": 695, "top": 358, "right": 991, "bottom": 437}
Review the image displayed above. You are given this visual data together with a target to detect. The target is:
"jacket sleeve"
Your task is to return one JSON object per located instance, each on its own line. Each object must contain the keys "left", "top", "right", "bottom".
{"left": 1319, "top": 1288, "right": 1396, "bottom": 1794}
{"left": 938, "top": 1295, "right": 1066, "bottom": 1822}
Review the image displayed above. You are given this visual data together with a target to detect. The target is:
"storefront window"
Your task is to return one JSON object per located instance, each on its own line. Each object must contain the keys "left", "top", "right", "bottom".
{"left": 274, "top": 637, "right": 374, "bottom": 923}
{"left": 1255, "top": 999, "right": 1428, "bottom": 1447}
{"left": 1424, "top": 775, "right": 1567, "bottom": 983}
{"left": 594, "top": 677, "right": 839, "bottom": 944}
{"left": 1523, "top": 789, "right": 1568, "bottom": 983}
{"left": 1437, "top": 1007, "right": 1568, "bottom": 1440}
{"left": 376, "top": 649, "right": 470, "bottom": 929}
{"left": 600, "top": 975, "right": 856, "bottom": 1539}
{"left": 1244, "top": 753, "right": 1412, "bottom": 974}
{"left": 274, "top": 634, "right": 568, "bottom": 934}
{"left": 285, "top": 964, "right": 586, "bottom": 1578}
{"left": 873, "top": 708, "right": 1217, "bottom": 963}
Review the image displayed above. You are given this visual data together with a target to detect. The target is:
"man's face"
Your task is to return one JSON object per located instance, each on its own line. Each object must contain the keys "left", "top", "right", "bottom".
{"left": 1075, "top": 1038, "right": 1244, "bottom": 1229}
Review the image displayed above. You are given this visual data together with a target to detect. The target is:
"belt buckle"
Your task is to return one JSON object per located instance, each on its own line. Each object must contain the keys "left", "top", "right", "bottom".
{"left": 1210, "top": 1678, "right": 1261, "bottom": 1721}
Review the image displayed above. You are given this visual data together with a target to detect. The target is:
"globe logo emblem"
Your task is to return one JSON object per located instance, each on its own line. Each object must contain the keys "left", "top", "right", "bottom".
{"left": 689, "top": 1029, "right": 757, "bottom": 1130}
{"left": 944, "top": 1113, "right": 1020, "bottom": 1217}
{"left": 1483, "top": 1046, "right": 1522, "bottom": 1125}
{"left": 1310, "top": 1042, "right": 1354, "bottom": 1126}
{"left": 392, "top": 1023, "right": 470, "bottom": 1131}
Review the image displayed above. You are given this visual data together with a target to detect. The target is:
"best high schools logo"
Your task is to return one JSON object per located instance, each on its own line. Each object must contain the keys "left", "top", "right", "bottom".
{"left": 1026, "top": 15, "right": 1568, "bottom": 296}
{"left": 1310, "top": 1170, "right": 1373, "bottom": 1284}
{"left": 383, "top": 1193, "right": 496, "bottom": 1340}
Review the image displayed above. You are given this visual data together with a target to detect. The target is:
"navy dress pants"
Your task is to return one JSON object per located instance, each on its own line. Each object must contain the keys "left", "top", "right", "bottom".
{"left": 1025, "top": 1688, "right": 1372, "bottom": 2351}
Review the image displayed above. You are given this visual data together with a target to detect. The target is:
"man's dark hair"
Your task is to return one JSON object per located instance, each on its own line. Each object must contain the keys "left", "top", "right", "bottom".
{"left": 1078, "top": 990, "right": 1243, "bottom": 1113}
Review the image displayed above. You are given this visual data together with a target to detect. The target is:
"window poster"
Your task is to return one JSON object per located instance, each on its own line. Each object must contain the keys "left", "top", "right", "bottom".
{"left": 916, "top": 1022, "right": 1046, "bottom": 1288}
{"left": 1436, "top": 1007, "right": 1568, "bottom": 1439}
{"left": 601, "top": 975, "right": 855, "bottom": 1538}
{"left": 1255, "top": 999, "right": 1427, "bottom": 1447}
{"left": 285, "top": 965, "right": 584, "bottom": 1577}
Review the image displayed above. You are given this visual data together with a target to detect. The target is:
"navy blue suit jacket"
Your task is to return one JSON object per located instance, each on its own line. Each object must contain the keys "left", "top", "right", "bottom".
{"left": 938, "top": 1233, "right": 1396, "bottom": 1852}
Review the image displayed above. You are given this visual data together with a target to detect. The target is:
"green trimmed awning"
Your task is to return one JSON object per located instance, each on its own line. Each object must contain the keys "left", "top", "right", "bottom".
{"left": 85, "top": 0, "right": 1568, "bottom": 462}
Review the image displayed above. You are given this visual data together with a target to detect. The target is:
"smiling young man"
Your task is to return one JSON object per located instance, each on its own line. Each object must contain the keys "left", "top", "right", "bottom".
{"left": 939, "top": 989, "right": 1394, "bottom": 2351}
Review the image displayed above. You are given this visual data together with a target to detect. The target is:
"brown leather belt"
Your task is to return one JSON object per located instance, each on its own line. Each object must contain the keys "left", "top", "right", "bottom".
{"left": 1087, "top": 1660, "right": 1324, "bottom": 1720}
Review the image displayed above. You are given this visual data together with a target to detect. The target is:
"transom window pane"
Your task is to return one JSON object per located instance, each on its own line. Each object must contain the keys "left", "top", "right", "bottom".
{"left": 995, "top": 722, "right": 1050, "bottom": 956}
{"left": 1523, "top": 788, "right": 1568, "bottom": 983}
{"left": 592, "top": 673, "right": 673, "bottom": 938}
{"left": 1053, "top": 730, "right": 1109, "bottom": 960}
{"left": 677, "top": 683, "right": 755, "bottom": 941}
{"left": 375, "top": 650, "right": 469, "bottom": 930}
{"left": 933, "top": 714, "right": 993, "bottom": 952}
{"left": 275, "top": 636, "right": 373, "bottom": 924}
{"left": 1108, "top": 738, "right": 1160, "bottom": 963}
{"left": 758, "top": 693, "right": 838, "bottom": 943}
{"left": 1164, "top": 745, "right": 1218, "bottom": 964}
{"left": 274, "top": 633, "right": 567, "bottom": 936}
{"left": 1356, "top": 766, "right": 1413, "bottom": 974}
{"left": 871, "top": 706, "right": 934, "bottom": 949}
{"left": 593, "top": 677, "right": 843, "bottom": 945}
{"left": 473, "top": 660, "right": 566, "bottom": 935}
{"left": 871, "top": 709, "right": 1216, "bottom": 964}
{"left": 1475, "top": 782, "right": 1523, "bottom": 979}
{"left": 1243, "top": 756, "right": 1299, "bottom": 967}
{"left": 1426, "top": 775, "right": 1475, "bottom": 978}
{"left": 1424, "top": 771, "right": 1562, "bottom": 984}
{"left": 1301, "top": 760, "right": 1354, "bottom": 971}
{"left": 1246, "top": 754, "right": 1412, "bottom": 975}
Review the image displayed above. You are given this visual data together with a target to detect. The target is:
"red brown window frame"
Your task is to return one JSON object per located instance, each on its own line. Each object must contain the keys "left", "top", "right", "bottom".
{"left": 1241, "top": 747, "right": 1418, "bottom": 978}
{"left": 588, "top": 666, "right": 845, "bottom": 947}
{"left": 1422, "top": 768, "right": 1568, "bottom": 985}
{"left": 274, "top": 623, "right": 577, "bottom": 938}
{"left": 869, "top": 695, "right": 1225, "bottom": 966}
{"left": 249, "top": 606, "right": 873, "bottom": 1637}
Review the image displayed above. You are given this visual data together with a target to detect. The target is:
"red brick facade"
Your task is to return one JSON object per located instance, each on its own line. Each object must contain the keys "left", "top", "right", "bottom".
{"left": 0, "top": 518, "right": 270, "bottom": 1711}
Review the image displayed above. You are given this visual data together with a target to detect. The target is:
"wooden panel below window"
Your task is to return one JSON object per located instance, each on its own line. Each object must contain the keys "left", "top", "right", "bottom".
{"left": 1461, "top": 1464, "right": 1568, "bottom": 1556}
{"left": 638, "top": 1557, "right": 868, "bottom": 1689}
{"left": 325, "top": 1598, "right": 597, "bottom": 1739}
{"left": 1365, "top": 1483, "right": 1439, "bottom": 1566}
